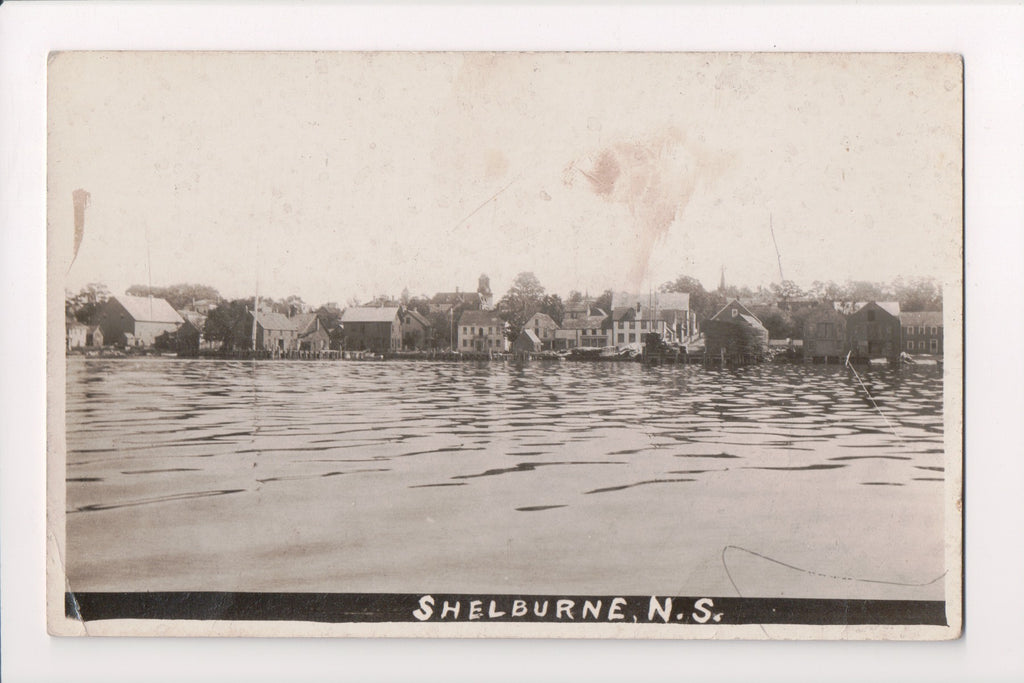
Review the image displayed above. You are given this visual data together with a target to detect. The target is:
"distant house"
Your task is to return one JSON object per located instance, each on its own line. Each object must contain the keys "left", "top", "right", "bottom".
{"left": 232, "top": 310, "right": 300, "bottom": 352}
{"left": 900, "top": 311, "right": 943, "bottom": 355}
{"left": 400, "top": 309, "right": 433, "bottom": 350}
{"left": 66, "top": 318, "right": 87, "bottom": 350}
{"left": 432, "top": 289, "right": 482, "bottom": 310}
{"left": 512, "top": 329, "right": 543, "bottom": 354}
{"left": 608, "top": 303, "right": 678, "bottom": 347}
{"left": 703, "top": 299, "right": 769, "bottom": 361}
{"left": 555, "top": 314, "right": 610, "bottom": 349}
{"left": 291, "top": 312, "right": 332, "bottom": 352}
{"left": 846, "top": 301, "right": 902, "bottom": 361}
{"left": 802, "top": 303, "right": 848, "bottom": 361}
{"left": 341, "top": 306, "right": 402, "bottom": 353}
{"left": 86, "top": 325, "right": 104, "bottom": 347}
{"left": 175, "top": 310, "right": 207, "bottom": 355}
{"left": 524, "top": 312, "right": 559, "bottom": 350}
{"left": 564, "top": 298, "right": 606, "bottom": 322}
{"left": 612, "top": 292, "right": 696, "bottom": 339}
{"left": 457, "top": 310, "right": 508, "bottom": 353}
{"left": 97, "top": 295, "right": 184, "bottom": 347}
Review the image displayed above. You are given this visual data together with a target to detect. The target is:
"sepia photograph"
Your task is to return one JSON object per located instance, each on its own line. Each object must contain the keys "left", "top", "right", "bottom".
{"left": 46, "top": 50, "right": 962, "bottom": 639}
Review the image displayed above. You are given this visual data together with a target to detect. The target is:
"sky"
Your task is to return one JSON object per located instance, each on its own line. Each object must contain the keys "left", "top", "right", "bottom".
{"left": 49, "top": 52, "right": 962, "bottom": 306}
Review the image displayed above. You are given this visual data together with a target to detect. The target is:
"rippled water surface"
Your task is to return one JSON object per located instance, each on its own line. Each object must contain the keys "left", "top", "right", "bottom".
{"left": 65, "top": 358, "right": 949, "bottom": 598}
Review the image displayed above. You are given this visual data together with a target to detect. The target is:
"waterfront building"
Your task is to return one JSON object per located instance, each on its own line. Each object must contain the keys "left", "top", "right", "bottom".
{"left": 512, "top": 329, "right": 542, "bottom": 354}
{"left": 340, "top": 306, "right": 403, "bottom": 353}
{"left": 611, "top": 291, "right": 696, "bottom": 340}
{"left": 400, "top": 309, "right": 433, "bottom": 350}
{"left": 845, "top": 301, "right": 902, "bottom": 361}
{"left": 96, "top": 294, "right": 184, "bottom": 347}
{"left": 524, "top": 312, "right": 559, "bottom": 350}
{"left": 802, "top": 303, "right": 848, "bottom": 361}
{"left": 554, "top": 314, "right": 610, "bottom": 349}
{"left": 291, "top": 312, "right": 332, "bottom": 352}
{"left": 900, "top": 311, "right": 943, "bottom": 355}
{"left": 232, "top": 310, "right": 301, "bottom": 352}
{"left": 457, "top": 310, "right": 508, "bottom": 353}
{"left": 703, "top": 299, "right": 770, "bottom": 361}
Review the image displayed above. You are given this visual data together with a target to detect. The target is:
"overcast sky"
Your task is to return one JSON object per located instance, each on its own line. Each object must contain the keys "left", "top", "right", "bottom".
{"left": 49, "top": 52, "right": 962, "bottom": 306}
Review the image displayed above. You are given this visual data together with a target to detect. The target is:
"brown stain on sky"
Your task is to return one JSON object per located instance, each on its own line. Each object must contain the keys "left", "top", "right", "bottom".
{"left": 70, "top": 189, "right": 91, "bottom": 272}
{"left": 573, "top": 130, "right": 727, "bottom": 288}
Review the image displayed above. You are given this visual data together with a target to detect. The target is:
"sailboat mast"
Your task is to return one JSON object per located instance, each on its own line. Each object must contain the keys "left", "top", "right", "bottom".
{"left": 770, "top": 213, "right": 785, "bottom": 282}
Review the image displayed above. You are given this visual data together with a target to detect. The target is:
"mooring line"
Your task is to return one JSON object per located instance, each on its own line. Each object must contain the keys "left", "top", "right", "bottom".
{"left": 844, "top": 351, "right": 903, "bottom": 442}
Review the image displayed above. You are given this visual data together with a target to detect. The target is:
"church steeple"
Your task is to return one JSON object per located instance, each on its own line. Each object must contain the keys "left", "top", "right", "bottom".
{"left": 718, "top": 265, "right": 726, "bottom": 293}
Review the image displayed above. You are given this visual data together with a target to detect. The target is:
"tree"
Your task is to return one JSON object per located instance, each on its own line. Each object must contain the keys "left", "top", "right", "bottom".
{"left": 203, "top": 299, "right": 251, "bottom": 349}
{"left": 496, "top": 271, "right": 546, "bottom": 339}
{"left": 659, "top": 274, "right": 719, "bottom": 323}
{"left": 539, "top": 293, "right": 565, "bottom": 325}
{"left": 769, "top": 280, "right": 804, "bottom": 302}
{"left": 125, "top": 283, "right": 220, "bottom": 311}
{"left": 315, "top": 303, "right": 345, "bottom": 350}
{"left": 893, "top": 276, "right": 941, "bottom": 312}
{"left": 67, "top": 282, "right": 111, "bottom": 324}
{"left": 807, "top": 280, "right": 843, "bottom": 302}
{"left": 594, "top": 289, "right": 614, "bottom": 315}
{"left": 566, "top": 290, "right": 584, "bottom": 305}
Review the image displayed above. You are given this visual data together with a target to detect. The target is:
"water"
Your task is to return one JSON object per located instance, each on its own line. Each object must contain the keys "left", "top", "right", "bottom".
{"left": 65, "top": 358, "right": 948, "bottom": 599}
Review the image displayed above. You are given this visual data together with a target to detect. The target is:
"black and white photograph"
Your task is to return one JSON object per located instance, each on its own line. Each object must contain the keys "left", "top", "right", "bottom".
{"left": 46, "top": 50, "right": 962, "bottom": 639}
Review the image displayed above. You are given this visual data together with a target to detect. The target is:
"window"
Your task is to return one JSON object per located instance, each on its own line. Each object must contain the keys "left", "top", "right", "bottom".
{"left": 731, "top": 308, "right": 738, "bottom": 318}
{"left": 488, "top": 326, "right": 493, "bottom": 335}
{"left": 906, "top": 326, "right": 913, "bottom": 336}
{"left": 463, "top": 339, "right": 468, "bottom": 348}
{"left": 919, "top": 341, "right": 926, "bottom": 350}
{"left": 907, "top": 341, "right": 914, "bottom": 350}
{"left": 629, "top": 333, "right": 636, "bottom": 343}
{"left": 617, "top": 333, "right": 624, "bottom": 343}
{"left": 931, "top": 326, "right": 938, "bottom": 335}
{"left": 930, "top": 339, "right": 938, "bottom": 352}
{"left": 488, "top": 339, "right": 493, "bottom": 348}
{"left": 918, "top": 326, "right": 925, "bottom": 335}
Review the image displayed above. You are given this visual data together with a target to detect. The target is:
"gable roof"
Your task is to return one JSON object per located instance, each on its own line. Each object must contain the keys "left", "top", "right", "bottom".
{"left": 526, "top": 312, "right": 559, "bottom": 329}
{"left": 403, "top": 309, "right": 432, "bottom": 327}
{"left": 711, "top": 299, "right": 759, "bottom": 323}
{"left": 560, "top": 314, "right": 609, "bottom": 330}
{"left": 112, "top": 295, "right": 184, "bottom": 324}
{"left": 834, "top": 301, "right": 901, "bottom": 317}
{"left": 458, "top": 309, "right": 505, "bottom": 327}
{"left": 340, "top": 306, "right": 401, "bottom": 324}
{"left": 611, "top": 306, "right": 636, "bottom": 322}
{"left": 518, "top": 329, "right": 541, "bottom": 344}
{"left": 900, "top": 311, "right": 942, "bottom": 327}
{"left": 254, "top": 311, "right": 295, "bottom": 331}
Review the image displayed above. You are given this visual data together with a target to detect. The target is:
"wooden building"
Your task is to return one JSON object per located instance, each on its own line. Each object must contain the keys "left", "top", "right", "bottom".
{"left": 524, "top": 312, "right": 559, "bottom": 350}
{"left": 802, "top": 303, "right": 848, "bottom": 361}
{"left": 97, "top": 295, "right": 184, "bottom": 347}
{"left": 232, "top": 310, "right": 300, "bottom": 352}
{"left": 66, "top": 318, "right": 87, "bottom": 350}
{"left": 512, "top": 329, "right": 543, "bottom": 354}
{"left": 900, "top": 311, "right": 943, "bottom": 355}
{"left": 846, "top": 301, "right": 902, "bottom": 361}
{"left": 554, "top": 314, "right": 610, "bottom": 349}
{"left": 457, "top": 310, "right": 508, "bottom": 353}
{"left": 340, "top": 306, "right": 403, "bottom": 353}
{"left": 703, "top": 299, "right": 769, "bottom": 362}
{"left": 291, "top": 312, "right": 332, "bottom": 352}
{"left": 400, "top": 309, "right": 433, "bottom": 350}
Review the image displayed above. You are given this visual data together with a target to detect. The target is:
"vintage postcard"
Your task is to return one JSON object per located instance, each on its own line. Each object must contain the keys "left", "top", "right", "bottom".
{"left": 47, "top": 51, "right": 962, "bottom": 638}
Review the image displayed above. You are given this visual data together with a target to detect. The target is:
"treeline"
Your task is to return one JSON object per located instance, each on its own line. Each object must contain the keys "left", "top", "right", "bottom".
{"left": 659, "top": 275, "right": 943, "bottom": 340}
